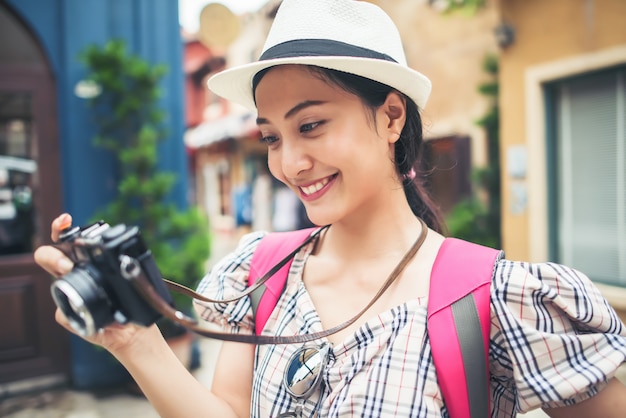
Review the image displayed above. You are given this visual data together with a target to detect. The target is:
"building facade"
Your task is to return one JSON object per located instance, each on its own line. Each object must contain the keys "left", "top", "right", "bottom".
{"left": 0, "top": 0, "right": 187, "bottom": 391}
{"left": 497, "top": 0, "right": 626, "bottom": 314}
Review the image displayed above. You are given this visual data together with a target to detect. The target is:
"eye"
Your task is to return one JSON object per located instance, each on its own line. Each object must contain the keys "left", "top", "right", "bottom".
{"left": 300, "top": 121, "right": 323, "bottom": 133}
{"left": 260, "top": 135, "right": 279, "bottom": 145}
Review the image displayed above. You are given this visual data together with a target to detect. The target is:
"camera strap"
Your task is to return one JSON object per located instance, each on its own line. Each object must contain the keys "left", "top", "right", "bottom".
{"left": 129, "top": 220, "right": 428, "bottom": 345}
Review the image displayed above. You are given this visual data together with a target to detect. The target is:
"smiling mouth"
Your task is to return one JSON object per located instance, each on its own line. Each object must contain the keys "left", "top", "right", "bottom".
{"left": 299, "top": 175, "right": 335, "bottom": 196}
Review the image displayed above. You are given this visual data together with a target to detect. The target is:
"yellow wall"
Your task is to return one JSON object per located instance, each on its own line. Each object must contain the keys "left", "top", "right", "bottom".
{"left": 499, "top": 0, "right": 626, "bottom": 261}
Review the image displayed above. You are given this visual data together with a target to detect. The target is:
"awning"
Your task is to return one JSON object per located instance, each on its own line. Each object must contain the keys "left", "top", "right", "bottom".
{"left": 184, "top": 112, "right": 258, "bottom": 149}
{"left": 0, "top": 156, "right": 37, "bottom": 173}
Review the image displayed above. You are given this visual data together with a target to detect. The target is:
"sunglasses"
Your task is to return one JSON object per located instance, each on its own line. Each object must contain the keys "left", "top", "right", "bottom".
{"left": 277, "top": 342, "right": 332, "bottom": 417}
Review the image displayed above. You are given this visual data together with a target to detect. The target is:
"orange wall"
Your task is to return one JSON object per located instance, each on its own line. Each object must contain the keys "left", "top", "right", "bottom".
{"left": 499, "top": 0, "right": 626, "bottom": 260}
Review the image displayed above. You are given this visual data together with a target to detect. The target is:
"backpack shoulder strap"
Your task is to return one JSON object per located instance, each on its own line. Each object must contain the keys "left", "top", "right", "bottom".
{"left": 427, "top": 238, "right": 502, "bottom": 418}
{"left": 248, "top": 228, "right": 316, "bottom": 335}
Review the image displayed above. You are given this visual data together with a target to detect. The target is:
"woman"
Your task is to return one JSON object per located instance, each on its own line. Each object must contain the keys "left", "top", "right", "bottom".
{"left": 35, "top": 0, "right": 626, "bottom": 417}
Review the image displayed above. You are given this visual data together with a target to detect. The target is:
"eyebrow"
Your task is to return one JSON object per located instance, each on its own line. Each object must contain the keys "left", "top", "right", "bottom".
{"left": 256, "top": 100, "right": 327, "bottom": 125}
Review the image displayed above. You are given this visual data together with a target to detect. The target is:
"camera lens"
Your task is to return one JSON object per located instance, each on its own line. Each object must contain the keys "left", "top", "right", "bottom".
{"left": 50, "top": 267, "right": 114, "bottom": 337}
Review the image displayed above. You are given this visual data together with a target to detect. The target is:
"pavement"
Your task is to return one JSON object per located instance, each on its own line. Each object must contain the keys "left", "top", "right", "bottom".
{"left": 1, "top": 338, "right": 223, "bottom": 418}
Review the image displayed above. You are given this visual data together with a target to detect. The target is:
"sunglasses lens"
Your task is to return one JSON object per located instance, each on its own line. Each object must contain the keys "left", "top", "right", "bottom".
{"left": 284, "top": 346, "right": 326, "bottom": 398}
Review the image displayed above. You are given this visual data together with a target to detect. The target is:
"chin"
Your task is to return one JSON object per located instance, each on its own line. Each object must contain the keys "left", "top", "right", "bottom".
{"left": 303, "top": 208, "right": 338, "bottom": 227}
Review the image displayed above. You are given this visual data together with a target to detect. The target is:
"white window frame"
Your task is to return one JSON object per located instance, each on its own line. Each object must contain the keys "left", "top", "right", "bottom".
{"left": 524, "top": 45, "right": 626, "bottom": 304}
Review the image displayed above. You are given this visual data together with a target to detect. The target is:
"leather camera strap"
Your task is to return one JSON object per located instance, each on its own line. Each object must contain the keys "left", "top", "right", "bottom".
{"left": 131, "top": 218, "right": 428, "bottom": 345}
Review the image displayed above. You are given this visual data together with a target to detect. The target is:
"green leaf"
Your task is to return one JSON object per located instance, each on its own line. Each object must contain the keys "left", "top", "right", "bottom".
{"left": 79, "top": 39, "right": 210, "bottom": 322}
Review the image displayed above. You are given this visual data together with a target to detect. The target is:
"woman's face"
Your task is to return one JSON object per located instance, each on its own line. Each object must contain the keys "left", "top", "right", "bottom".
{"left": 255, "top": 65, "right": 403, "bottom": 226}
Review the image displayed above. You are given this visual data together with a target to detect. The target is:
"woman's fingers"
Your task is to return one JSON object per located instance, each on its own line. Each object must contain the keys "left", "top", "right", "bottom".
{"left": 34, "top": 213, "right": 74, "bottom": 277}
{"left": 54, "top": 308, "right": 94, "bottom": 343}
{"left": 54, "top": 308, "right": 73, "bottom": 331}
{"left": 51, "top": 213, "right": 72, "bottom": 242}
{"left": 34, "top": 245, "right": 74, "bottom": 277}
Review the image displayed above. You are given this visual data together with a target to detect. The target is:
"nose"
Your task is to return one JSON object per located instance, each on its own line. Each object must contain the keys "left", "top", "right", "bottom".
{"left": 279, "top": 139, "right": 312, "bottom": 180}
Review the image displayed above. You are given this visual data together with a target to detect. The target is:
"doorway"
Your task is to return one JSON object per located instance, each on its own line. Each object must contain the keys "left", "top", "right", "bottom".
{"left": 0, "top": 3, "right": 68, "bottom": 385}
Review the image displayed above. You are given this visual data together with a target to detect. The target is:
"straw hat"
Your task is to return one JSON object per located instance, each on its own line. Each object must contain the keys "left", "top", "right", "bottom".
{"left": 207, "top": 0, "right": 432, "bottom": 111}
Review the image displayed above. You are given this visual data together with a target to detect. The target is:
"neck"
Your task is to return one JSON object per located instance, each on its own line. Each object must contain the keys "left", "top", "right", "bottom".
{"left": 320, "top": 194, "right": 424, "bottom": 261}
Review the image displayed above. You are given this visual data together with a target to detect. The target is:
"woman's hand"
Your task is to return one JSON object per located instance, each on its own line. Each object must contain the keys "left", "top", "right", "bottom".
{"left": 34, "top": 213, "right": 160, "bottom": 354}
{"left": 34, "top": 214, "right": 245, "bottom": 418}
{"left": 34, "top": 213, "right": 75, "bottom": 277}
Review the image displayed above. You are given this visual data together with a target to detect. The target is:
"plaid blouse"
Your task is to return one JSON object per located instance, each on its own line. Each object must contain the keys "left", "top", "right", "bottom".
{"left": 195, "top": 231, "right": 626, "bottom": 417}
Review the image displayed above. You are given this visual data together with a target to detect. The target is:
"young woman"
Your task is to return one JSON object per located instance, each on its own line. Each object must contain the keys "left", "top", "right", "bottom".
{"left": 34, "top": 0, "right": 626, "bottom": 417}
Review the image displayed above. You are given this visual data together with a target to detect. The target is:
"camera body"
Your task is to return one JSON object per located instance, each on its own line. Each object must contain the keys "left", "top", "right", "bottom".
{"left": 50, "top": 221, "right": 174, "bottom": 337}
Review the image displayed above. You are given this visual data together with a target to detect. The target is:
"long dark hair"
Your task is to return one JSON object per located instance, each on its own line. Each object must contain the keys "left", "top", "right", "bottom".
{"left": 253, "top": 66, "right": 446, "bottom": 234}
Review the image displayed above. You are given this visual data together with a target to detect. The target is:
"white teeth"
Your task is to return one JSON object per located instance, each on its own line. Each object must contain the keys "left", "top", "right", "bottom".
{"left": 301, "top": 177, "right": 330, "bottom": 195}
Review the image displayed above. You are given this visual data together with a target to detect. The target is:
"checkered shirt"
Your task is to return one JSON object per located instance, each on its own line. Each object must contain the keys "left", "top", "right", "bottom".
{"left": 195, "top": 231, "right": 626, "bottom": 417}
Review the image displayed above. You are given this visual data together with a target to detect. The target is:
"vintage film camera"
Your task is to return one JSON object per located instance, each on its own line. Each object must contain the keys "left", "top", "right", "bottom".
{"left": 50, "top": 221, "right": 174, "bottom": 337}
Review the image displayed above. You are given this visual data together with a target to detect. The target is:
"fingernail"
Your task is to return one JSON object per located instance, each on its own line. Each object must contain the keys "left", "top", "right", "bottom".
{"left": 58, "top": 214, "right": 72, "bottom": 230}
{"left": 57, "top": 258, "right": 74, "bottom": 273}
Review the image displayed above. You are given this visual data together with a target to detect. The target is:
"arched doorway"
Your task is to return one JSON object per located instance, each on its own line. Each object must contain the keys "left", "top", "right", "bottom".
{"left": 0, "top": 3, "right": 68, "bottom": 385}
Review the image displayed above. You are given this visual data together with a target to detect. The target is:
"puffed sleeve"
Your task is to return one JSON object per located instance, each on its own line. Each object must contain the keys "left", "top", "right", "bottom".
{"left": 193, "top": 230, "right": 266, "bottom": 335}
{"left": 489, "top": 260, "right": 626, "bottom": 414}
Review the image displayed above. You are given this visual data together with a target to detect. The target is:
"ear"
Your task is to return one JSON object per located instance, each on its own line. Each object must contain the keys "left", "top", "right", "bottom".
{"left": 381, "top": 91, "right": 406, "bottom": 144}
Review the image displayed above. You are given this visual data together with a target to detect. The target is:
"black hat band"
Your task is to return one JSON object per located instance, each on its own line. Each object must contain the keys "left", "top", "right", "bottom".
{"left": 259, "top": 39, "right": 398, "bottom": 63}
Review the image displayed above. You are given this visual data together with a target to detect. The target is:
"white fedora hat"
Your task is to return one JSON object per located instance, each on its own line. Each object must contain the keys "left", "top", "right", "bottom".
{"left": 207, "top": 0, "right": 432, "bottom": 111}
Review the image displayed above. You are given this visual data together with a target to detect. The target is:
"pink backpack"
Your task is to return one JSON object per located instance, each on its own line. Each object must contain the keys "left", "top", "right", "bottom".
{"left": 248, "top": 228, "right": 501, "bottom": 418}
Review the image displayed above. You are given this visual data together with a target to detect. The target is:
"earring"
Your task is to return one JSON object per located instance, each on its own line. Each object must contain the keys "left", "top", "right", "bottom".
{"left": 402, "top": 168, "right": 416, "bottom": 182}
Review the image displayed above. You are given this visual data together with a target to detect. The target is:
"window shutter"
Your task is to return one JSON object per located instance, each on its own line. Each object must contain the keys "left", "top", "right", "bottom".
{"left": 556, "top": 69, "right": 626, "bottom": 285}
